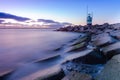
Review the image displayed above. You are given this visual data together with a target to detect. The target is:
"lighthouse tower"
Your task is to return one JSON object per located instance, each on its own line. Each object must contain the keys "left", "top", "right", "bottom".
{"left": 87, "top": 14, "right": 92, "bottom": 26}
{"left": 86, "top": 7, "right": 93, "bottom": 26}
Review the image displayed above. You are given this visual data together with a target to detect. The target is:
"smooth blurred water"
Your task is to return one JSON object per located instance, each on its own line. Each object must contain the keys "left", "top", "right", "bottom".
{"left": 0, "top": 29, "right": 80, "bottom": 75}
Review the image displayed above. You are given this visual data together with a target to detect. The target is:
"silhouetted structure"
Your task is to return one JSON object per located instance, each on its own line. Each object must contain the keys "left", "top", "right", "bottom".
{"left": 87, "top": 14, "right": 93, "bottom": 26}
{"left": 86, "top": 6, "right": 93, "bottom": 26}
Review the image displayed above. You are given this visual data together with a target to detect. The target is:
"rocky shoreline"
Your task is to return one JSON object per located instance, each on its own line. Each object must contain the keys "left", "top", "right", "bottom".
{"left": 57, "top": 23, "right": 120, "bottom": 80}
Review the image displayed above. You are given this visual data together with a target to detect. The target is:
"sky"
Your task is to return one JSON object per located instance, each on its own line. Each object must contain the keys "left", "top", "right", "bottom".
{"left": 0, "top": 0, "right": 120, "bottom": 25}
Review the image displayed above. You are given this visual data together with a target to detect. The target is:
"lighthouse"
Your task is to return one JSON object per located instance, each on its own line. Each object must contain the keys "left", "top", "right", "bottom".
{"left": 86, "top": 7, "right": 93, "bottom": 26}
{"left": 87, "top": 13, "right": 92, "bottom": 26}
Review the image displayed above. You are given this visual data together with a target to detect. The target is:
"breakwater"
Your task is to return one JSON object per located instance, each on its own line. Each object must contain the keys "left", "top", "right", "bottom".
{"left": 58, "top": 23, "right": 120, "bottom": 80}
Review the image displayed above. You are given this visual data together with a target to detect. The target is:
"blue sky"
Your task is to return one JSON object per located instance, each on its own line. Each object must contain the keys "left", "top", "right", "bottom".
{"left": 0, "top": 0, "right": 120, "bottom": 25}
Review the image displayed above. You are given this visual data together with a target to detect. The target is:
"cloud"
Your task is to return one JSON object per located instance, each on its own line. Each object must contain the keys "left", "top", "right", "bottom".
{"left": 37, "top": 19, "right": 58, "bottom": 23}
{"left": 0, "top": 20, "right": 4, "bottom": 23}
{"left": 0, "top": 12, "right": 72, "bottom": 28}
{"left": 0, "top": 12, "right": 30, "bottom": 22}
{"left": 37, "top": 19, "right": 72, "bottom": 28}
{"left": 62, "top": 22, "right": 73, "bottom": 26}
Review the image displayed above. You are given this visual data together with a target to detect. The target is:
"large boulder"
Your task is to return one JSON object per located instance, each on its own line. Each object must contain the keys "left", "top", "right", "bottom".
{"left": 66, "top": 34, "right": 91, "bottom": 52}
{"left": 62, "top": 71, "right": 92, "bottom": 80}
{"left": 110, "top": 30, "right": 120, "bottom": 40}
{"left": 63, "top": 49, "right": 106, "bottom": 64}
{"left": 70, "top": 34, "right": 91, "bottom": 46}
{"left": 20, "top": 65, "right": 64, "bottom": 80}
{"left": 96, "top": 54, "right": 120, "bottom": 80}
{"left": 0, "top": 69, "right": 14, "bottom": 80}
{"left": 92, "top": 33, "right": 112, "bottom": 47}
{"left": 101, "top": 42, "right": 120, "bottom": 59}
{"left": 111, "top": 23, "right": 120, "bottom": 29}
{"left": 66, "top": 42, "right": 87, "bottom": 52}
{"left": 34, "top": 54, "right": 61, "bottom": 63}
{"left": 72, "top": 49, "right": 106, "bottom": 64}
{"left": 63, "top": 49, "right": 93, "bottom": 63}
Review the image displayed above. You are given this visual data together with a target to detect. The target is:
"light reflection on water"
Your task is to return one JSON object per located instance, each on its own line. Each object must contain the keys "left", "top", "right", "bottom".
{"left": 0, "top": 29, "right": 80, "bottom": 77}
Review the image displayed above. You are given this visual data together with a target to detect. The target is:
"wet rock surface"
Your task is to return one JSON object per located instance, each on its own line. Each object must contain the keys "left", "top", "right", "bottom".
{"left": 62, "top": 71, "right": 92, "bottom": 80}
{"left": 19, "top": 65, "right": 65, "bottom": 80}
{"left": 96, "top": 54, "right": 120, "bottom": 80}
{"left": 61, "top": 32, "right": 107, "bottom": 80}
{"left": 0, "top": 69, "right": 14, "bottom": 80}
{"left": 62, "top": 61, "right": 104, "bottom": 78}
{"left": 62, "top": 48, "right": 105, "bottom": 80}
{"left": 91, "top": 33, "right": 113, "bottom": 47}
{"left": 58, "top": 23, "right": 120, "bottom": 80}
{"left": 110, "top": 30, "right": 120, "bottom": 40}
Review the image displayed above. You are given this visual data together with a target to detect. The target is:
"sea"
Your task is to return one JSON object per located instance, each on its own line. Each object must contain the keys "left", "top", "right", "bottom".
{"left": 0, "top": 29, "right": 80, "bottom": 80}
